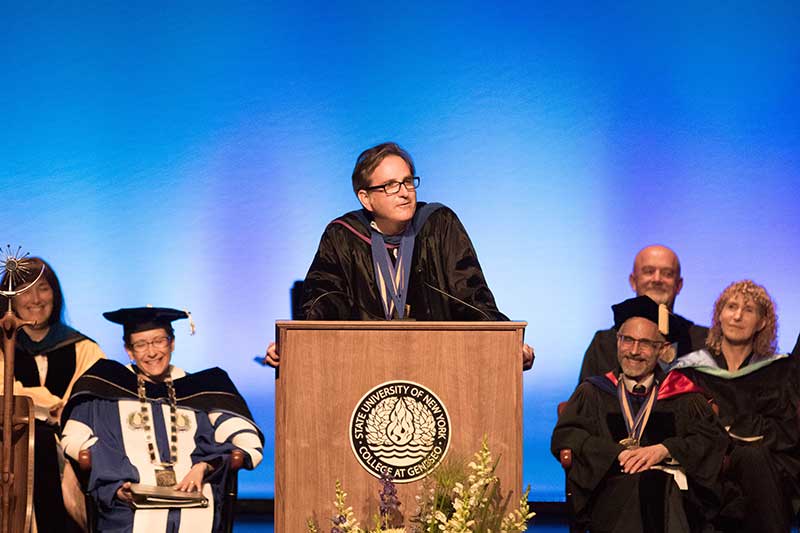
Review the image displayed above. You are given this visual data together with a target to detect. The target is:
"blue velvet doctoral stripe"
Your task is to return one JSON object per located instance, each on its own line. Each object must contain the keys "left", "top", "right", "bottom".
{"left": 364, "top": 202, "right": 443, "bottom": 319}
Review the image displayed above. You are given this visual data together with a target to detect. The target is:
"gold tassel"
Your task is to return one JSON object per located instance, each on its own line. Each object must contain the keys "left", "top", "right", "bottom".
{"left": 184, "top": 309, "right": 196, "bottom": 335}
{"left": 658, "top": 304, "right": 669, "bottom": 336}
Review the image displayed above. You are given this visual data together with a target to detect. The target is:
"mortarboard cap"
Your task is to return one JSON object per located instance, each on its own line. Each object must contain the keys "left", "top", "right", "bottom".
{"left": 611, "top": 296, "right": 690, "bottom": 343}
{"left": 103, "top": 306, "right": 194, "bottom": 338}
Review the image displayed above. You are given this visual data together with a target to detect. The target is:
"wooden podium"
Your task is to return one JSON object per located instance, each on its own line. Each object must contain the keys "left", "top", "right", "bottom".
{"left": 274, "top": 321, "right": 525, "bottom": 532}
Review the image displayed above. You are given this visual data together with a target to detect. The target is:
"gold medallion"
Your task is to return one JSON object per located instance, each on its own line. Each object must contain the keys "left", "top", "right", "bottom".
{"left": 155, "top": 467, "right": 177, "bottom": 487}
{"left": 176, "top": 413, "right": 192, "bottom": 431}
{"left": 619, "top": 437, "right": 640, "bottom": 449}
{"left": 127, "top": 412, "right": 145, "bottom": 430}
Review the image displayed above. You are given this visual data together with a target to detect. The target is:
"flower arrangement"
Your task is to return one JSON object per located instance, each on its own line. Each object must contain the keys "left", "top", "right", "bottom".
{"left": 308, "top": 439, "right": 534, "bottom": 533}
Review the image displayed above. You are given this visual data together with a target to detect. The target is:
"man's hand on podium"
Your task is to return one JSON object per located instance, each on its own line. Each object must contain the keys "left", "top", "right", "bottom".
{"left": 265, "top": 341, "right": 532, "bottom": 370}
{"left": 522, "top": 343, "right": 535, "bottom": 371}
{"left": 264, "top": 342, "right": 280, "bottom": 368}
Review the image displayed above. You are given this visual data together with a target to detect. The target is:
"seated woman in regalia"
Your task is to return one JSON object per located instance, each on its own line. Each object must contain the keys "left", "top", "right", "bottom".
{"left": 0, "top": 257, "right": 106, "bottom": 531}
{"left": 667, "top": 280, "right": 800, "bottom": 533}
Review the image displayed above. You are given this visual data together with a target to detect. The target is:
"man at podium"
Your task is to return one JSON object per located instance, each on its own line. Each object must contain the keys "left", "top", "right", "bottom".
{"left": 265, "top": 142, "right": 533, "bottom": 369}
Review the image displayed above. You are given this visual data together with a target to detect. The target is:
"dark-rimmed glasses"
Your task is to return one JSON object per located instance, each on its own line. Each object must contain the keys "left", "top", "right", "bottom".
{"left": 363, "top": 176, "right": 420, "bottom": 195}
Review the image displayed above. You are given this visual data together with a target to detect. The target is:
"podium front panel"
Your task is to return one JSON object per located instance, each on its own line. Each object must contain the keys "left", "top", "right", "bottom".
{"left": 274, "top": 321, "right": 524, "bottom": 532}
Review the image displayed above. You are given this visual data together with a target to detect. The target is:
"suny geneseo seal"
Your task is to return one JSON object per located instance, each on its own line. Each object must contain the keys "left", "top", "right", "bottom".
{"left": 349, "top": 380, "right": 450, "bottom": 483}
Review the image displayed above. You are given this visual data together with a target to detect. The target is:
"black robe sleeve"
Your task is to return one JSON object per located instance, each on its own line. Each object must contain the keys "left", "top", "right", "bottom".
{"left": 409, "top": 208, "right": 507, "bottom": 321}
{"left": 730, "top": 389, "right": 799, "bottom": 454}
{"left": 551, "top": 383, "right": 625, "bottom": 499}
{"left": 661, "top": 394, "right": 728, "bottom": 489}
{"left": 300, "top": 221, "right": 381, "bottom": 320}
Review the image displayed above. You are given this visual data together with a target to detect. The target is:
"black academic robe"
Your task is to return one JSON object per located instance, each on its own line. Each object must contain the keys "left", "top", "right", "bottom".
{"left": 301, "top": 203, "right": 507, "bottom": 320}
{"left": 552, "top": 371, "right": 727, "bottom": 533}
{"left": 681, "top": 354, "right": 800, "bottom": 533}
{"left": 12, "top": 324, "right": 104, "bottom": 533}
{"left": 578, "top": 322, "right": 708, "bottom": 382}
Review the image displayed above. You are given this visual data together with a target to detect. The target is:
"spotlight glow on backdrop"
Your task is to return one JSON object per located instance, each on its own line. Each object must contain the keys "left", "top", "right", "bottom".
{"left": 3, "top": 2, "right": 799, "bottom": 499}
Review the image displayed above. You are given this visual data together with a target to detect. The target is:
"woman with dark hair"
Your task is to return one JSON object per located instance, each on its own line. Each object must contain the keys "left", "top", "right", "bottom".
{"left": 0, "top": 257, "right": 105, "bottom": 532}
{"left": 668, "top": 280, "right": 800, "bottom": 533}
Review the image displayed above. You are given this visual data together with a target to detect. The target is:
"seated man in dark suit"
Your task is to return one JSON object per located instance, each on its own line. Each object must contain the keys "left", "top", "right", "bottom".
{"left": 553, "top": 296, "right": 727, "bottom": 533}
{"left": 579, "top": 245, "right": 708, "bottom": 382}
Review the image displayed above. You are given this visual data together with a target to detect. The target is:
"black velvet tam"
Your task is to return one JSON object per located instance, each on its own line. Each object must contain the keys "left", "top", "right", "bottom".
{"left": 612, "top": 295, "right": 690, "bottom": 343}
{"left": 103, "top": 306, "right": 188, "bottom": 337}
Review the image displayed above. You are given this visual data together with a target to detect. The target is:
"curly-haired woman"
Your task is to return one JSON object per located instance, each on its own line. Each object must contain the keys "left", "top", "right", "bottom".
{"left": 669, "top": 280, "right": 800, "bottom": 533}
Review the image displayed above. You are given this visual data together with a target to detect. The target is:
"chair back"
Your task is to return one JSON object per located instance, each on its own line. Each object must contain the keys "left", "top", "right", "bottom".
{"left": 556, "top": 399, "right": 586, "bottom": 533}
{"left": 220, "top": 449, "right": 245, "bottom": 533}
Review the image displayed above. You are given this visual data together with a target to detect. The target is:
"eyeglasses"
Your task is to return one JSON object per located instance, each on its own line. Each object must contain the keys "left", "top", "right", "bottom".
{"left": 130, "top": 336, "right": 172, "bottom": 354}
{"left": 616, "top": 334, "right": 666, "bottom": 354}
{"left": 363, "top": 176, "right": 420, "bottom": 195}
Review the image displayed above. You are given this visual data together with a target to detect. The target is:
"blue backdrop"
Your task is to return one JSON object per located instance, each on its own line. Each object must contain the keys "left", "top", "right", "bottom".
{"left": 3, "top": 1, "right": 799, "bottom": 500}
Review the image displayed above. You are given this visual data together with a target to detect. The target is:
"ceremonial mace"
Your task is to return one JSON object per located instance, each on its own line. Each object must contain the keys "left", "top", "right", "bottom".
{"left": 0, "top": 247, "right": 45, "bottom": 533}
